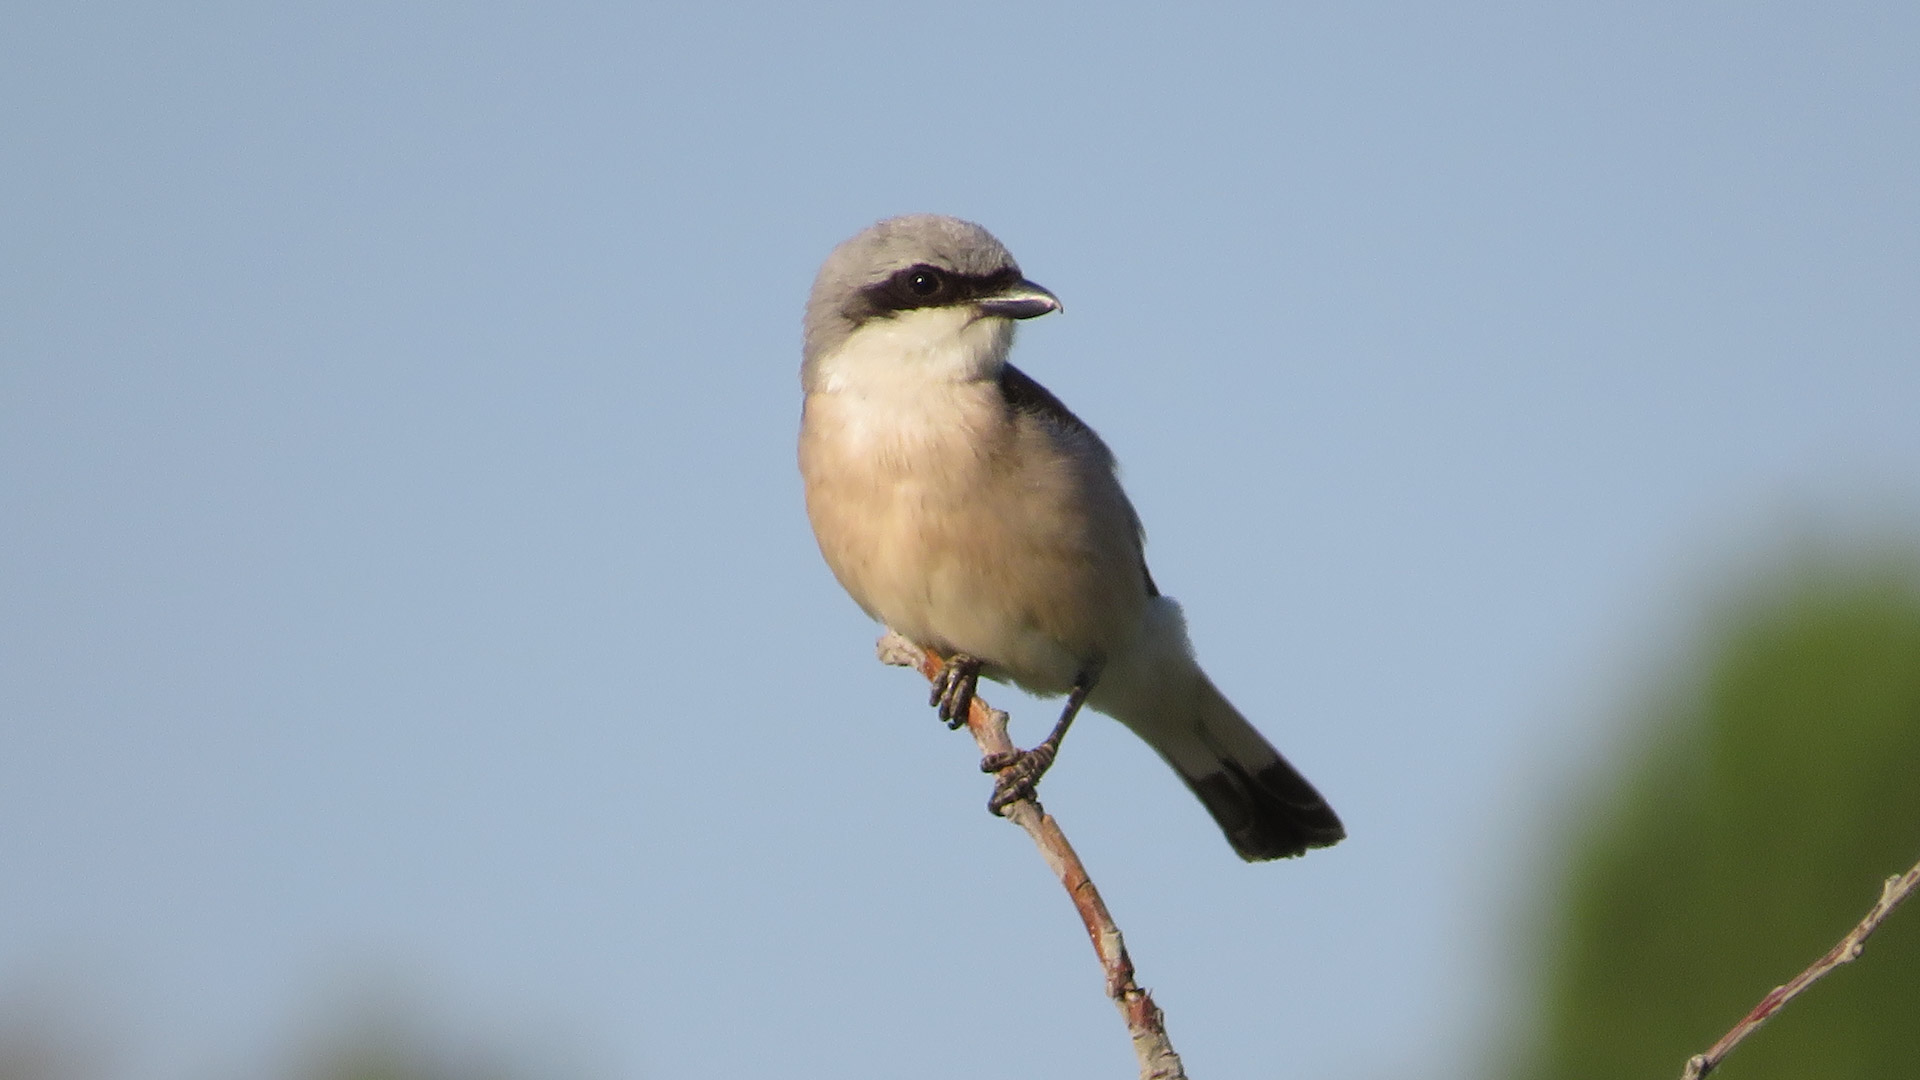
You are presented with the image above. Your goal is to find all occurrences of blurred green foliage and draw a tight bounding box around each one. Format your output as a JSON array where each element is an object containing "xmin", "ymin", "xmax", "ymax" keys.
[
  {"xmin": 0, "ymin": 1009, "xmax": 540, "ymax": 1080},
  {"xmin": 1515, "ymin": 558, "xmax": 1920, "ymax": 1080},
  {"xmin": 286, "ymin": 1035, "xmax": 524, "ymax": 1080}
]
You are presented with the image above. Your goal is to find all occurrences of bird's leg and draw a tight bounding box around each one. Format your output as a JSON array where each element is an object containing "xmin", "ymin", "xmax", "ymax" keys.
[
  {"xmin": 982, "ymin": 668, "xmax": 1098, "ymax": 816},
  {"xmin": 930, "ymin": 653, "xmax": 984, "ymax": 730}
]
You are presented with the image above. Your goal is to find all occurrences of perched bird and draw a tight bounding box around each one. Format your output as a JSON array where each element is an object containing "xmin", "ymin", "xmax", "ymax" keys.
[{"xmin": 797, "ymin": 214, "xmax": 1343, "ymax": 861}]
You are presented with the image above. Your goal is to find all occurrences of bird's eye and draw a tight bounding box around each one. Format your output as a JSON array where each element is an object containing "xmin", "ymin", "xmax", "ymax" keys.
[{"xmin": 906, "ymin": 268, "xmax": 943, "ymax": 297}]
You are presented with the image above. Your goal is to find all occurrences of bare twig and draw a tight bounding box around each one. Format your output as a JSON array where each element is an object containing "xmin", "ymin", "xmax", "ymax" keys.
[
  {"xmin": 1680, "ymin": 855, "xmax": 1920, "ymax": 1079},
  {"xmin": 878, "ymin": 632, "xmax": 1187, "ymax": 1080}
]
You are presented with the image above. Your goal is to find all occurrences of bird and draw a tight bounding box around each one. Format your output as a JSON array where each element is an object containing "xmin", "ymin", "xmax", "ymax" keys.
[{"xmin": 797, "ymin": 213, "xmax": 1343, "ymax": 861}]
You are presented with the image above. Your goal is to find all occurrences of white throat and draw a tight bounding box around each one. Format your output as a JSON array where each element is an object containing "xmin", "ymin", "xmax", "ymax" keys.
[{"xmin": 810, "ymin": 308, "xmax": 1013, "ymax": 398}]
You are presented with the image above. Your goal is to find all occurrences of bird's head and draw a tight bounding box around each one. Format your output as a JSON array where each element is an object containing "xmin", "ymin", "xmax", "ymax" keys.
[{"xmin": 802, "ymin": 215, "xmax": 1059, "ymax": 391}]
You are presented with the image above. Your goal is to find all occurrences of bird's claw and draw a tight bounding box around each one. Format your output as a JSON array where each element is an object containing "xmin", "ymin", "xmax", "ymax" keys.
[
  {"xmin": 982, "ymin": 744, "xmax": 1058, "ymax": 816},
  {"xmin": 930, "ymin": 654, "xmax": 983, "ymax": 730}
]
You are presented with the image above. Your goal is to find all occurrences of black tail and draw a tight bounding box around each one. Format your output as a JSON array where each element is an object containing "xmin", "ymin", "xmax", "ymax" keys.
[
  {"xmin": 1099, "ymin": 628, "xmax": 1344, "ymax": 862},
  {"xmin": 1136, "ymin": 672, "xmax": 1344, "ymax": 861},
  {"xmin": 1180, "ymin": 751, "xmax": 1345, "ymax": 861}
]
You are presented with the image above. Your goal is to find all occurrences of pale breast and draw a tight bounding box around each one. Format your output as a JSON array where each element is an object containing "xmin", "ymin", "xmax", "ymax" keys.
[
  {"xmin": 799, "ymin": 383, "xmax": 996, "ymax": 627},
  {"xmin": 798, "ymin": 382, "xmax": 1147, "ymax": 694}
]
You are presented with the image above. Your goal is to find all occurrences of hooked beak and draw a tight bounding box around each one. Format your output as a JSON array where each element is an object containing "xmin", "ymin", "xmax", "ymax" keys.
[{"xmin": 976, "ymin": 278, "xmax": 1062, "ymax": 320}]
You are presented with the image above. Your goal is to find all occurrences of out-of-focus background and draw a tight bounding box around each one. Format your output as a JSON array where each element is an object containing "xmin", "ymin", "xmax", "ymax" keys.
[{"xmin": 4, "ymin": 5, "xmax": 1917, "ymax": 1079}]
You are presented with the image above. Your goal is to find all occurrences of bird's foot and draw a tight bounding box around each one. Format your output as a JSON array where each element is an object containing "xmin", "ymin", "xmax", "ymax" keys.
[
  {"xmin": 981, "ymin": 743, "xmax": 1058, "ymax": 816},
  {"xmin": 929, "ymin": 653, "xmax": 984, "ymax": 730},
  {"xmin": 978, "ymin": 672, "xmax": 1095, "ymax": 816}
]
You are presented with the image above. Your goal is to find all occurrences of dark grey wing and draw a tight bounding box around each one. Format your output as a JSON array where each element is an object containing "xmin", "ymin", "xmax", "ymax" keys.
[
  {"xmin": 997, "ymin": 364, "xmax": 1159, "ymax": 598},
  {"xmin": 997, "ymin": 363, "xmax": 1093, "ymax": 438}
]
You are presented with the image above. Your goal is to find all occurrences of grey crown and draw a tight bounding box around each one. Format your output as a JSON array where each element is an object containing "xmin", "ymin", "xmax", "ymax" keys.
[{"xmin": 802, "ymin": 214, "xmax": 1020, "ymax": 375}]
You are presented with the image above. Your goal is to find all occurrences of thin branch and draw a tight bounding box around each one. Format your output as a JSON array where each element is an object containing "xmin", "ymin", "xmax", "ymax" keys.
[
  {"xmin": 1681, "ymin": 855, "xmax": 1920, "ymax": 1080},
  {"xmin": 878, "ymin": 632, "xmax": 1187, "ymax": 1080}
]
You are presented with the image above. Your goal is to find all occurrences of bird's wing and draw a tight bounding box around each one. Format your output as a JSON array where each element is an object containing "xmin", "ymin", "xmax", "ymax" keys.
[{"xmin": 997, "ymin": 363, "xmax": 1159, "ymax": 597}]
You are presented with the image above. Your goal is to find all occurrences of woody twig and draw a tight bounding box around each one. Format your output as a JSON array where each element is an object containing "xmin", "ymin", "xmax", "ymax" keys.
[{"xmin": 879, "ymin": 632, "xmax": 1186, "ymax": 1080}]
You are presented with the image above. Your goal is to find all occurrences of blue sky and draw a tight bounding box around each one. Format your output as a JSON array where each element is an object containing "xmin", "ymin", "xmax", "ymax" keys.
[{"xmin": 4, "ymin": 5, "xmax": 1918, "ymax": 1078}]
